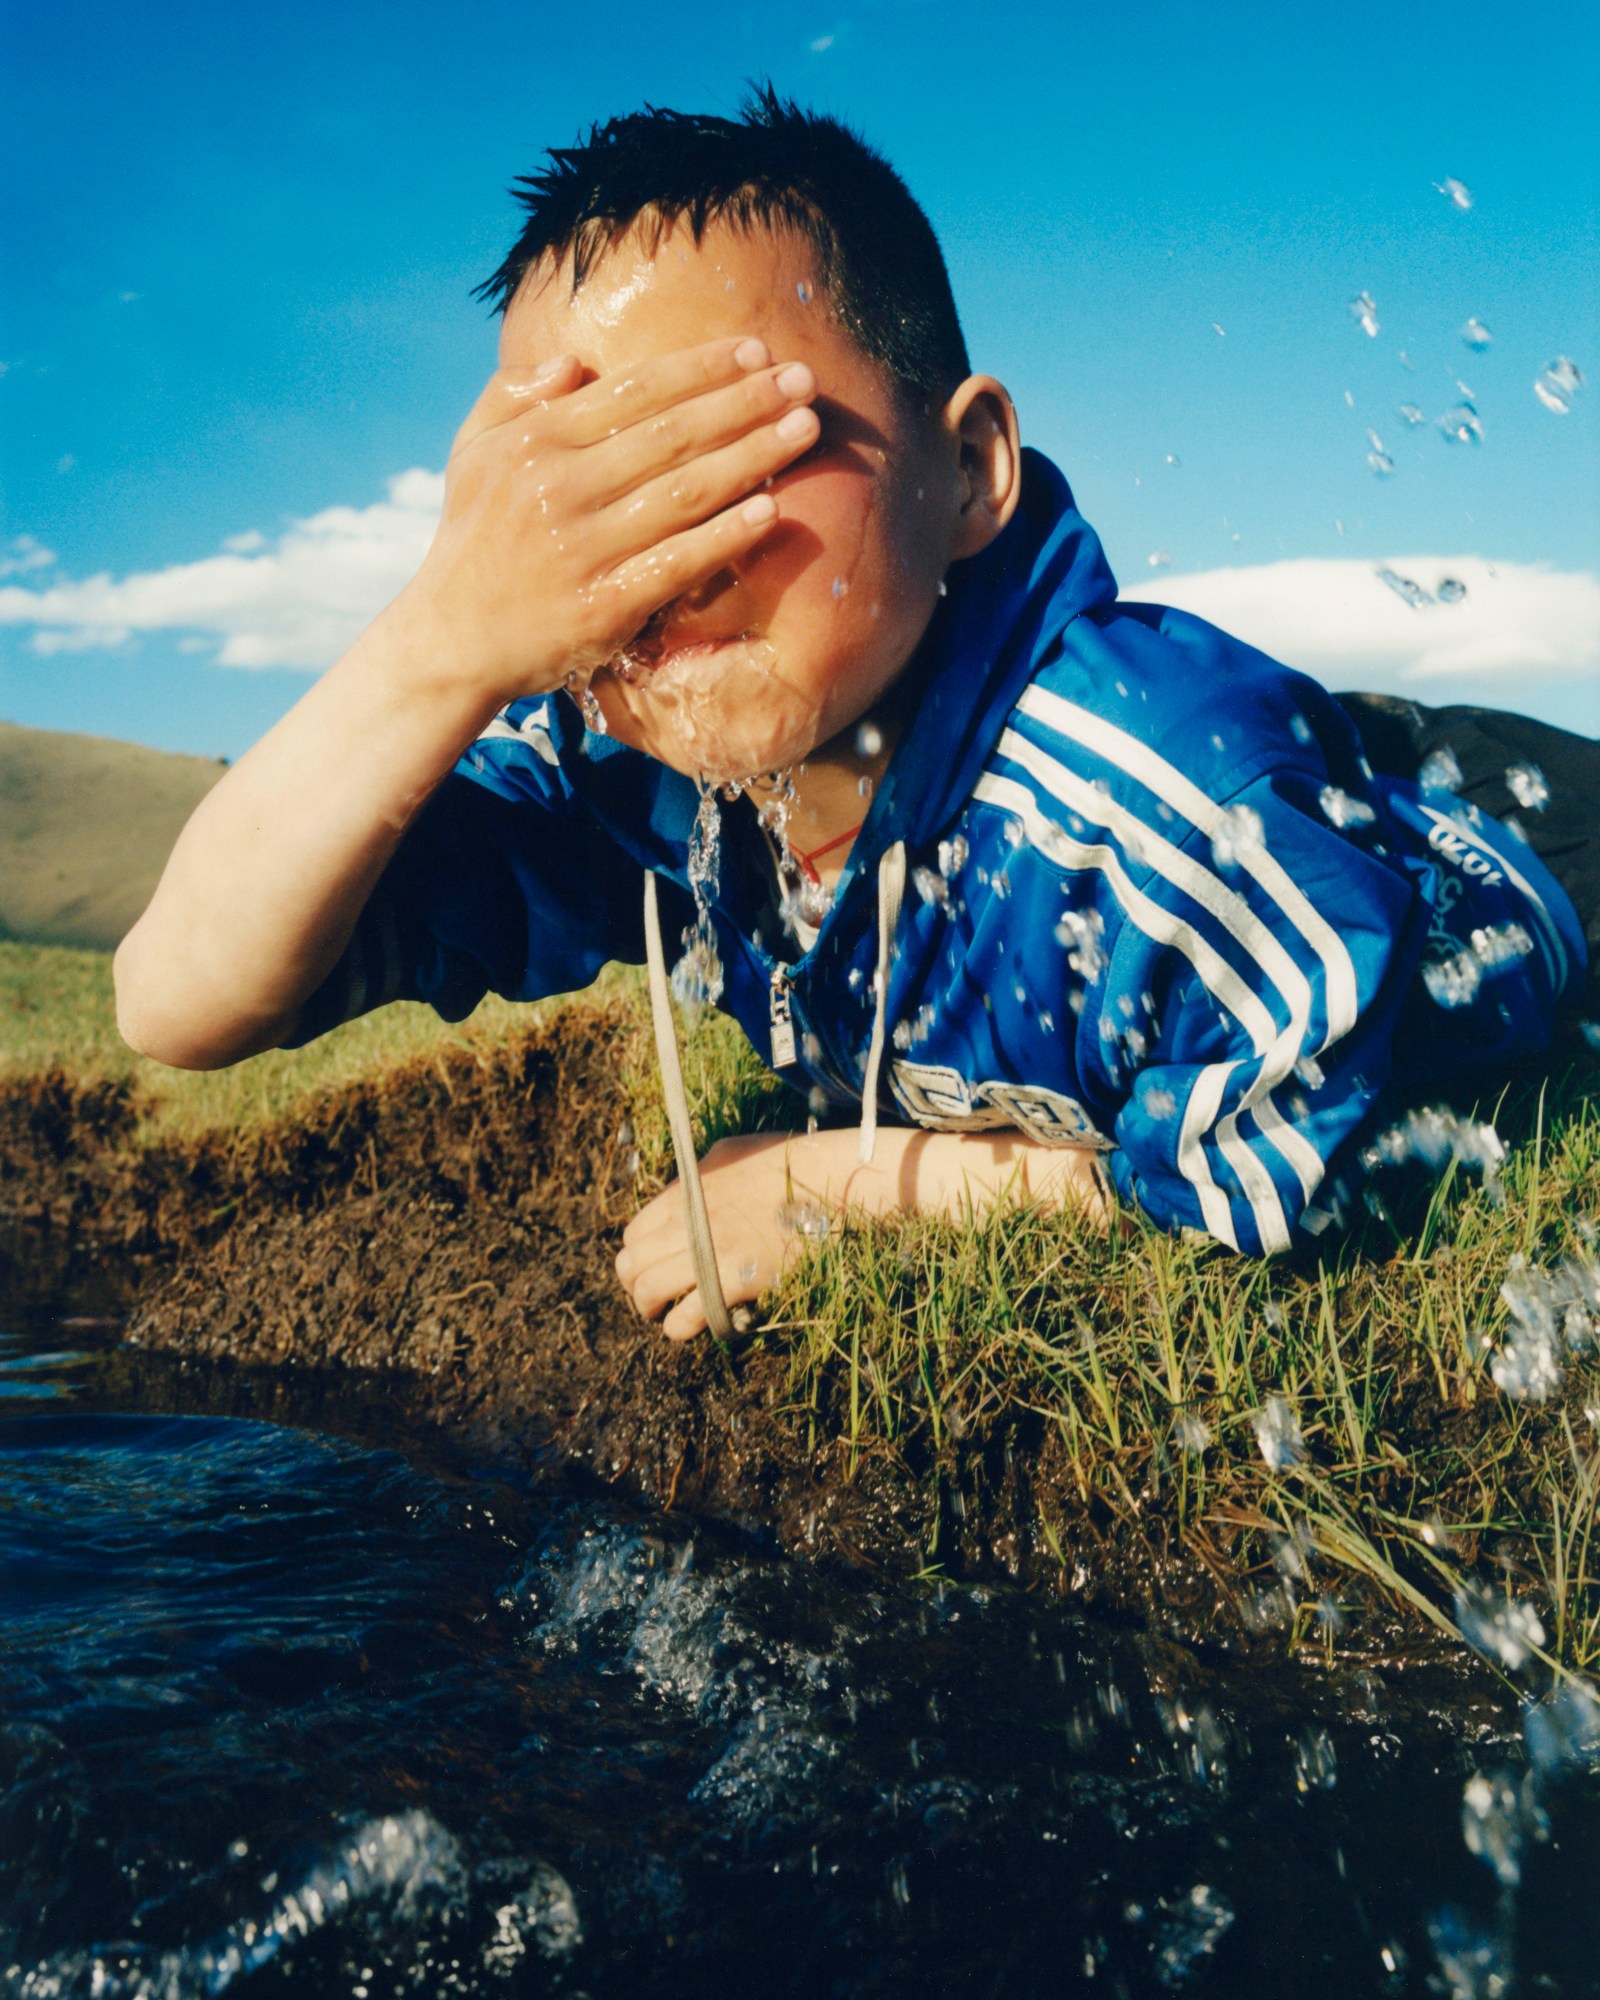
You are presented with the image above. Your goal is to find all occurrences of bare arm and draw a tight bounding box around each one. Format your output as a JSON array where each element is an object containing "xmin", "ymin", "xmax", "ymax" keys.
[
  {"xmin": 115, "ymin": 338, "xmax": 821, "ymax": 1068},
  {"xmin": 616, "ymin": 1126, "xmax": 1112, "ymax": 1339}
]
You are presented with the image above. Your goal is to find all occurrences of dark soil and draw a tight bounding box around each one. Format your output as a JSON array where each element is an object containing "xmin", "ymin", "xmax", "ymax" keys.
[
  {"xmin": 0, "ymin": 1014, "xmax": 967, "ymax": 1593},
  {"xmin": 0, "ymin": 1013, "xmax": 1501, "ymax": 1683}
]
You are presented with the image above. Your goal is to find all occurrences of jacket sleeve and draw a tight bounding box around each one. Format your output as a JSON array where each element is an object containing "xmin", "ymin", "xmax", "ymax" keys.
[
  {"xmin": 1092, "ymin": 764, "xmax": 1430, "ymax": 1255},
  {"xmin": 285, "ymin": 708, "xmax": 645, "ymax": 1046}
]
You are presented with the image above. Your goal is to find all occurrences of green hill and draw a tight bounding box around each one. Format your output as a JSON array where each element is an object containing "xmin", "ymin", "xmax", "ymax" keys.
[{"xmin": 0, "ymin": 722, "xmax": 226, "ymax": 951}]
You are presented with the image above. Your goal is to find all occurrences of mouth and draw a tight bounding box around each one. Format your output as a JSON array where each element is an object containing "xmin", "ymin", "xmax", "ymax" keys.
[{"xmin": 605, "ymin": 605, "xmax": 758, "ymax": 682}]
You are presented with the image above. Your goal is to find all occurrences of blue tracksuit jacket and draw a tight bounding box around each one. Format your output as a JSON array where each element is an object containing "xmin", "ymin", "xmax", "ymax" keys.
[{"xmin": 297, "ymin": 450, "xmax": 1586, "ymax": 1255}]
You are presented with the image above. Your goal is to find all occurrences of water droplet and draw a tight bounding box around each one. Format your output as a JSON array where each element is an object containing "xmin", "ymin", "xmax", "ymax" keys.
[
  {"xmin": 1252, "ymin": 1394, "xmax": 1305, "ymax": 1469},
  {"xmin": 1164, "ymin": 452, "xmax": 1181, "ymax": 467},
  {"xmin": 1349, "ymin": 290, "xmax": 1380, "ymax": 338},
  {"xmin": 1461, "ymin": 1769, "xmax": 1546, "ymax": 1887},
  {"xmin": 1437, "ymin": 401, "xmax": 1484, "ymax": 446},
  {"xmin": 857, "ymin": 774, "xmax": 872, "ymax": 798},
  {"xmin": 1436, "ymin": 577, "xmax": 1467, "ymax": 604},
  {"xmin": 1396, "ymin": 402, "xmax": 1427, "ymax": 427},
  {"xmin": 1505, "ymin": 761, "xmax": 1548, "ymax": 810},
  {"xmin": 776, "ymin": 1198, "xmax": 830, "ymax": 1239},
  {"xmin": 1319, "ymin": 784, "xmax": 1377, "ymax": 829},
  {"xmin": 1209, "ymin": 802, "xmax": 1264, "ymax": 870},
  {"xmin": 1211, "ymin": 321, "xmax": 1226, "ymax": 336},
  {"xmin": 1147, "ymin": 549, "xmax": 1172, "ymax": 569},
  {"xmin": 1366, "ymin": 429, "xmax": 1395, "ymax": 477},
  {"xmin": 1419, "ymin": 746, "xmax": 1463, "ymax": 791},
  {"xmin": 1173, "ymin": 1410, "xmax": 1211, "ymax": 1452},
  {"xmin": 1533, "ymin": 355, "xmax": 1583, "ymax": 414},
  {"xmin": 831, "ymin": 574, "xmax": 848, "ymax": 599},
  {"xmin": 1422, "ymin": 949, "xmax": 1481, "ymax": 1009},
  {"xmin": 1376, "ymin": 565, "xmax": 1432, "ymax": 609},
  {"xmin": 1460, "ymin": 316, "xmax": 1494, "ymax": 351},
  {"xmin": 855, "ymin": 721, "xmax": 883, "ymax": 757},
  {"xmin": 796, "ymin": 281, "xmax": 811, "ymax": 304},
  {"xmin": 936, "ymin": 578, "xmax": 948, "ymax": 596},
  {"xmin": 1434, "ymin": 175, "xmax": 1473, "ymax": 211}
]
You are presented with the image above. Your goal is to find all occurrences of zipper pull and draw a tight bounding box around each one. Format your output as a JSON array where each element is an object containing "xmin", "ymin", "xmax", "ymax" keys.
[{"xmin": 769, "ymin": 967, "xmax": 797, "ymax": 1068}]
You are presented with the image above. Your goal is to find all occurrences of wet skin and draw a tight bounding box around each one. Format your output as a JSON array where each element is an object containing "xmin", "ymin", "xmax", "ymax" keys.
[{"xmin": 497, "ymin": 217, "xmax": 974, "ymax": 785}]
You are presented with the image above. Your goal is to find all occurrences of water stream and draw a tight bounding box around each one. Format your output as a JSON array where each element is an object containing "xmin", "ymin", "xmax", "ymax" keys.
[{"xmin": 2, "ymin": 1270, "xmax": 1597, "ymax": 1998}]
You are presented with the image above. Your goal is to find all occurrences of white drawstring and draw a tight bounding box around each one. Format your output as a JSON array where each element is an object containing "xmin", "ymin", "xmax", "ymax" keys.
[
  {"xmin": 642, "ymin": 870, "xmax": 734, "ymax": 1340},
  {"xmin": 858, "ymin": 840, "xmax": 906, "ymax": 1165},
  {"xmin": 641, "ymin": 835, "xmax": 905, "ymax": 1333}
]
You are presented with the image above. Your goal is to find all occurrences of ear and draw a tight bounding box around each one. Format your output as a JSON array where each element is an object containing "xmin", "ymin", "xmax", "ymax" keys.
[{"xmin": 943, "ymin": 376, "xmax": 1022, "ymax": 561}]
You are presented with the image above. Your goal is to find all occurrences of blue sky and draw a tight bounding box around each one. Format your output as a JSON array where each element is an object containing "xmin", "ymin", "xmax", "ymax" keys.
[{"xmin": 2, "ymin": 0, "xmax": 1596, "ymax": 759}]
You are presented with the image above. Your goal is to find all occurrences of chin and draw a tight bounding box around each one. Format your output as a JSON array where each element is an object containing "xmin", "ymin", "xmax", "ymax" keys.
[{"xmin": 597, "ymin": 638, "xmax": 827, "ymax": 785}]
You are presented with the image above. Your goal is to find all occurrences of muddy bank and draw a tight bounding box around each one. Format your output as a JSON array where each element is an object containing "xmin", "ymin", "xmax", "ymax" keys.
[
  {"xmin": 0, "ymin": 1017, "xmax": 1528, "ymax": 1676},
  {"xmin": 1, "ymin": 1015, "xmax": 1035, "ymax": 1602}
]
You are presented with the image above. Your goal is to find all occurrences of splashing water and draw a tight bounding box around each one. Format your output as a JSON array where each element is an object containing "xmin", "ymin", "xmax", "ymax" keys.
[
  {"xmin": 1366, "ymin": 430, "xmax": 1396, "ymax": 478},
  {"xmin": 1524, "ymin": 1678, "xmax": 1600, "ymax": 1776},
  {"xmin": 1253, "ymin": 1394, "xmax": 1306, "ymax": 1471},
  {"xmin": 1533, "ymin": 356, "xmax": 1583, "ymax": 414},
  {"xmin": 1319, "ymin": 785, "xmax": 1377, "ymax": 830},
  {"xmin": 672, "ymin": 782, "xmax": 725, "ymax": 1011},
  {"xmin": 1505, "ymin": 762, "xmax": 1549, "ymax": 811},
  {"xmin": 1055, "ymin": 907, "xmax": 1107, "ymax": 981},
  {"xmin": 1349, "ymin": 291, "xmax": 1380, "ymax": 338},
  {"xmin": 775, "ymin": 1199, "xmax": 831, "ymax": 1240},
  {"xmin": 1209, "ymin": 802, "xmax": 1265, "ymax": 870},
  {"xmin": 1419, "ymin": 746, "xmax": 1465, "ymax": 792},
  {"xmin": 565, "ymin": 672, "xmax": 608, "ymax": 736},
  {"xmin": 1460, "ymin": 317, "xmax": 1494, "ymax": 352},
  {"xmin": 1434, "ymin": 175, "xmax": 1473, "ymax": 210},
  {"xmin": 1454, "ymin": 1581, "xmax": 1546, "ymax": 1669},
  {"xmin": 1361, "ymin": 1106, "xmax": 1507, "ymax": 1200},
  {"xmin": 1397, "ymin": 402, "xmax": 1428, "ymax": 427},
  {"xmin": 1462, "ymin": 1769, "xmax": 1547, "ymax": 1888},
  {"xmin": 1173, "ymin": 1411, "xmax": 1212, "ymax": 1454},
  {"xmin": 1438, "ymin": 402, "xmax": 1484, "ymax": 446},
  {"xmin": 1377, "ymin": 566, "xmax": 1433, "ymax": 610},
  {"xmin": 755, "ymin": 772, "xmax": 835, "ymax": 934}
]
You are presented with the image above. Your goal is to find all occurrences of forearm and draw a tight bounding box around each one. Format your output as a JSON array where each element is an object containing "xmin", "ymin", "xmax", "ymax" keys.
[
  {"xmin": 772, "ymin": 1125, "xmax": 1112, "ymax": 1228},
  {"xmin": 114, "ymin": 590, "xmax": 497, "ymax": 1068}
]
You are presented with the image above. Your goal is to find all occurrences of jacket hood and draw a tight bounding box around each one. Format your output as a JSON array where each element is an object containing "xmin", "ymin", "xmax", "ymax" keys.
[{"xmin": 838, "ymin": 446, "xmax": 1118, "ymax": 888}]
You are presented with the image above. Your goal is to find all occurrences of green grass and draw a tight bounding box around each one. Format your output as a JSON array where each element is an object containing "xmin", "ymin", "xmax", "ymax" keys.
[
  {"xmin": 6, "ymin": 935, "xmax": 1598, "ymax": 1673},
  {"xmin": 754, "ymin": 1058, "xmax": 1600, "ymax": 1675},
  {"xmin": 0, "ymin": 938, "xmax": 785, "ymax": 1157}
]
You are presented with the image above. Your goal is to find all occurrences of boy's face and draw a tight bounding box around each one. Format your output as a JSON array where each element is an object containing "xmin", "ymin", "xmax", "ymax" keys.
[{"xmin": 499, "ymin": 217, "xmax": 964, "ymax": 783}]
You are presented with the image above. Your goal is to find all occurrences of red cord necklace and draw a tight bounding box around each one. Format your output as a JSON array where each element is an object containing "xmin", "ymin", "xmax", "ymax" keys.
[{"xmin": 788, "ymin": 822, "xmax": 864, "ymax": 884}]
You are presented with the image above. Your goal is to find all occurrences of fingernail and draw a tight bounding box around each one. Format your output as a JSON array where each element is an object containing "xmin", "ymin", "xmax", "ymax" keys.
[
  {"xmin": 776, "ymin": 406, "xmax": 815, "ymax": 440},
  {"xmin": 734, "ymin": 337, "xmax": 769, "ymax": 370},
  {"xmin": 741, "ymin": 494, "xmax": 777, "ymax": 525},
  {"xmin": 775, "ymin": 362, "xmax": 814, "ymax": 399}
]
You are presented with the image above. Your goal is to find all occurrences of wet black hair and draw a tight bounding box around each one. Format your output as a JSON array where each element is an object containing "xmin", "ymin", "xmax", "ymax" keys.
[{"xmin": 474, "ymin": 85, "xmax": 970, "ymax": 403}]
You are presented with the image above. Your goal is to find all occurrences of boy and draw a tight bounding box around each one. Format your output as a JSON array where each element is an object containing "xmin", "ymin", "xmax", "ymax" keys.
[{"xmin": 115, "ymin": 93, "xmax": 1594, "ymax": 1340}]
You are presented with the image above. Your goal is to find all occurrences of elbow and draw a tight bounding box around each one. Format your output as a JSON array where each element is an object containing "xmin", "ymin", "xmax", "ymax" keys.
[{"xmin": 113, "ymin": 930, "xmax": 268, "ymax": 1071}]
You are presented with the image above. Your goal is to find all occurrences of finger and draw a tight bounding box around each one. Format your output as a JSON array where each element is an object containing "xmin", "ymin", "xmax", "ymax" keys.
[
  {"xmin": 580, "ymin": 362, "xmax": 817, "ymax": 510},
  {"xmin": 452, "ymin": 354, "xmax": 581, "ymax": 455},
  {"xmin": 623, "ymin": 1247, "xmax": 700, "ymax": 1322},
  {"xmin": 587, "ymin": 490, "xmax": 780, "ymax": 632},
  {"xmin": 557, "ymin": 335, "xmax": 772, "ymax": 448},
  {"xmin": 662, "ymin": 1291, "xmax": 709, "ymax": 1341},
  {"xmin": 599, "ymin": 402, "xmax": 820, "ymax": 554}
]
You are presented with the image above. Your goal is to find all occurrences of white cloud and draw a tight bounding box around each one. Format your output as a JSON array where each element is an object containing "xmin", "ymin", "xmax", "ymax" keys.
[
  {"xmin": 0, "ymin": 535, "xmax": 55, "ymax": 579},
  {"xmin": 1120, "ymin": 555, "xmax": 1600, "ymax": 695},
  {"xmin": 0, "ymin": 469, "xmax": 444, "ymax": 670}
]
